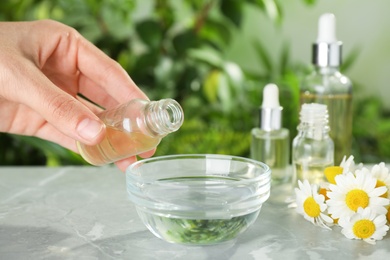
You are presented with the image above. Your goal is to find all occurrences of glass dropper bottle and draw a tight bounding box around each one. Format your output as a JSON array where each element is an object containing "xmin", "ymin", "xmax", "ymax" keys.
[
  {"xmin": 250, "ymin": 84, "xmax": 290, "ymax": 184},
  {"xmin": 300, "ymin": 13, "xmax": 352, "ymax": 165}
]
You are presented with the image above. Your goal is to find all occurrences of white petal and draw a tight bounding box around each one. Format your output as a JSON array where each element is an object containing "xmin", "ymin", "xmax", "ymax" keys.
[
  {"xmin": 373, "ymin": 214, "xmax": 387, "ymax": 227},
  {"xmin": 372, "ymin": 225, "xmax": 389, "ymax": 240},
  {"xmin": 301, "ymin": 182, "xmax": 312, "ymax": 197},
  {"xmin": 363, "ymin": 238, "xmax": 376, "ymax": 245},
  {"xmin": 320, "ymin": 213, "xmax": 334, "ymax": 224},
  {"xmin": 338, "ymin": 216, "xmax": 349, "ymax": 228},
  {"xmin": 297, "ymin": 180, "xmax": 304, "ymax": 191},
  {"xmin": 369, "ymin": 186, "xmax": 388, "ymax": 197},
  {"xmin": 316, "ymin": 217, "xmax": 332, "ymax": 230},
  {"xmin": 335, "ymin": 174, "xmax": 349, "ymax": 187},
  {"xmin": 341, "ymin": 227, "xmax": 356, "ymax": 239},
  {"xmin": 311, "ymin": 183, "xmax": 319, "ymax": 195},
  {"xmin": 303, "ymin": 214, "xmax": 315, "ymax": 224}
]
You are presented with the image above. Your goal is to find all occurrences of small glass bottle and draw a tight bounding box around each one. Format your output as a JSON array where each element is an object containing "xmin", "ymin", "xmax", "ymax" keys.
[
  {"xmin": 251, "ymin": 84, "xmax": 290, "ymax": 184},
  {"xmin": 292, "ymin": 103, "xmax": 334, "ymax": 186},
  {"xmin": 77, "ymin": 98, "xmax": 184, "ymax": 166}
]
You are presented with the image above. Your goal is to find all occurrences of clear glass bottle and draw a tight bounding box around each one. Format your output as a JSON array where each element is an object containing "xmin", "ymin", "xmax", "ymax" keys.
[
  {"xmin": 300, "ymin": 13, "xmax": 352, "ymax": 165},
  {"xmin": 292, "ymin": 103, "xmax": 334, "ymax": 186},
  {"xmin": 77, "ymin": 98, "xmax": 184, "ymax": 166},
  {"xmin": 251, "ymin": 84, "xmax": 290, "ymax": 184}
]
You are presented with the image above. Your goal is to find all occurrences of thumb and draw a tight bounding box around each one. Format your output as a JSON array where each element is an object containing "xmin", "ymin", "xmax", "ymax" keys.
[
  {"xmin": 39, "ymin": 89, "xmax": 106, "ymax": 145},
  {"xmin": 39, "ymin": 88, "xmax": 105, "ymax": 145},
  {"xmin": 75, "ymin": 114, "xmax": 106, "ymax": 145},
  {"xmin": 38, "ymin": 88, "xmax": 106, "ymax": 145}
]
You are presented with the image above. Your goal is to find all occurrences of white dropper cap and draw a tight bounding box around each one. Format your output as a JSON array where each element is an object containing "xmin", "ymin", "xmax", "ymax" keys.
[
  {"xmin": 260, "ymin": 84, "xmax": 282, "ymax": 131},
  {"xmin": 262, "ymin": 83, "xmax": 280, "ymax": 108},
  {"xmin": 312, "ymin": 13, "xmax": 342, "ymax": 67},
  {"xmin": 317, "ymin": 13, "xmax": 337, "ymax": 43}
]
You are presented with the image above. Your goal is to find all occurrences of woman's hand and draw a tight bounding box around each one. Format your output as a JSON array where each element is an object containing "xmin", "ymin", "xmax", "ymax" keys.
[{"xmin": 0, "ymin": 20, "xmax": 152, "ymax": 171}]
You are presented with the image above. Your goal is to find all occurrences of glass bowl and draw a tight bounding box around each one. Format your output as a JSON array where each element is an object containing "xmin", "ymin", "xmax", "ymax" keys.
[{"xmin": 126, "ymin": 154, "xmax": 271, "ymax": 245}]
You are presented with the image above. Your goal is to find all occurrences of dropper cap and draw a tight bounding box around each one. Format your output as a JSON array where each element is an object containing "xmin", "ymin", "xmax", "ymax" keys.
[
  {"xmin": 260, "ymin": 84, "xmax": 282, "ymax": 131},
  {"xmin": 312, "ymin": 13, "xmax": 342, "ymax": 67}
]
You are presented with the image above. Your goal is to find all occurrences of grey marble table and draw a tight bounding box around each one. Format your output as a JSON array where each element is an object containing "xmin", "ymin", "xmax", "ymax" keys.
[{"xmin": 0, "ymin": 166, "xmax": 389, "ymax": 260}]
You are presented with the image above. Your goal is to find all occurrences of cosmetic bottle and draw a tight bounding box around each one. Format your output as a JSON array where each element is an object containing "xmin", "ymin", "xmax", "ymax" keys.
[
  {"xmin": 300, "ymin": 13, "xmax": 352, "ymax": 165},
  {"xmin": 292, "ymin": 103, "xmax": 334, "ymax": 186},
  {"xmin": 77, "ymin": 98, "xmax": 184, "ymax": 166},
  {"xmin": 251, "ymin": 84, "xmax": 290, "ymax": 184}
]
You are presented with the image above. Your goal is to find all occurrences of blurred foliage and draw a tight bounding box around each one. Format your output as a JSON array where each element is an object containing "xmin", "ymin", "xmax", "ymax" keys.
[{"xmin": 0, "ymin": 0, "xmax": 388, "ymax": 166}]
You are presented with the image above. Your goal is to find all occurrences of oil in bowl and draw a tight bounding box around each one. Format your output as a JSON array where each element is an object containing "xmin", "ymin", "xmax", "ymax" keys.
[{"xmin": 126, "ymin": 154, "xmax": 271, "ymax": 245}]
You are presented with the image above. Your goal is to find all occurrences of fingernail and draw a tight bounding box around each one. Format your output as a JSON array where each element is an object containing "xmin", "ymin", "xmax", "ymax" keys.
[{"xmin": 77, "ymin": 118, "xmax": 104, "ymax": 142}]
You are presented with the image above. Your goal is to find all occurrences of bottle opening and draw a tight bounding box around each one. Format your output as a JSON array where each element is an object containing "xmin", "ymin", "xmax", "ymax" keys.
[
  {"xmin": 161, "ymin": 100, "xmax": 184, "ymax": 130},
  {"xmin": 146, "ymin": 99, "xmax": 184, "ymax": 135},
  {"xmin": 300, "ymin": 103, "xmax": 329, "ymax": 126}
]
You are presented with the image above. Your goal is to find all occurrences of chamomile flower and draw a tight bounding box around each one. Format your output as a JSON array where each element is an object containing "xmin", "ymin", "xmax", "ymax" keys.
[
  {"xmin": 338, "ymin": 207, "xmax": 389, "ymax": 244},
  {"xmin": 324, "ymin": 155, "xmax": 361, "ymax": 185},
  {"xmin": 339, "ymin": 155, "xmax": 355, "ymax": 173},
  {"xmin": 370, "ymin": 162, "xmax": 390, "ymax": 199},
  {"xmin": 295, "ymin": 180, "xmax": 333, "ymax": 229},
  {"xmin": 327, "ymin": 170, "xmax": 389, "ymax": 220},
  {"xmin": 339, "ymin": 155, "xmax": 363, "ymax": 174}
]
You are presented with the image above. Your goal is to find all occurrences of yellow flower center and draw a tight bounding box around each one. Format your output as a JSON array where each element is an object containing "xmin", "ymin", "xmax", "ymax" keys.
[
  {"xmin": 387, "ymin": 207, "xmax": 390, "ymax": 224},
  {"xmin": 324, "ymin": 166, "xmax": 343, "ymax": 184},
  {"xmin": 303, "ymin": 197, "xmax": 321, "ymax": 217},
  {"xmin": 352, "ymin": 219, "xmax": 376, "ymax": 239},
  {"xmin": 319, "ymin": 188, "xmax": 329, "ymax": 200},
  {"xmin": 345, "ymin": 189, "xmax": 369, "ymax": 212},
  {"xmin": 375, "ymin": 180, "xmax": 388, "ymax": 198}
]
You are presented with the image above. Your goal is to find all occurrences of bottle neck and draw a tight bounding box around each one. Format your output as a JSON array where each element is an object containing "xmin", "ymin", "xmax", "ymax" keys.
[
  {"xmin": 144, "ymin": 99, "xmax": 184, "ymax": 136},
  {"xmin": 297, "ymin": 103, "xmax": 330, "ymax": 140},
  {"xmin": 297, "ymin": 122, "xmax": 330, "ymax": 140},
  {"xmin": 314, "ymin": 66, "xmax": 340, "ymax": 75}
]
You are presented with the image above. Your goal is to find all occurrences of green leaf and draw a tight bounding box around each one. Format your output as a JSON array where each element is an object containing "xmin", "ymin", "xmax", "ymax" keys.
[
  {"xmin": 154, "ymin": 56, "xmax": 175, "ymax": 86},
  {"xmin": 341, "ymin": 46, "xmax": 360, "ymax": 72},
  {"xmin": 253, "ymin": 39, "xmax": 273, "ymax": 74},
  {"xmin": 131, "ymin": 51, "xmax": 159, "ymax": 78},
  {"xmin": 203, "ymin": 70, "xmax": 221, "ymax": 103},
  {"xmin": 20, "ymin": 136, "xmax": 84, "ymax": 162},
  {"xmin": 260, "ymin": 0, "xmax": 283, "ymax": 24},
  {"xmin": 187, "ymin": 47, "xmax": 224, "ymax": 68},
  {"xmin": 34, "ymin": 0, "xmax": 52, "ymax": 20},
  {"xmin": 264, "ymin": 0, "xmax": 282, "ymax": 23},
  {"xmin": 1, "ymin": 131, "xmax": 86, "ymax": 166},
  {"xmin": 223, "ymin": 62, "xmax": 244, "ymax": 91},
  {"xmin": 172, "ymin": 29, "xmax": 199, "ymax": 56},
  {"xmin": 0, "ymin": 134, "xmax": 46, "ymax": 165},
  {"xmin": 302, "ymin": 0, "xmax": 317, "ymax": 6},
  {"xmin": 155, "ymin": 0, "xmax": 174, "ymax": 30},
  {"xmin": 279, "ymin": 41, "xmax": 290, "ymax": 75},
  {"xmin": 199, "ymin": 18, "xmax": 232, "ymax": 49},
  {"xmin": 135, "ymin": 19, "xmax": 163, "ymax": 50},
  {"xmin": 117, "ymin": 49, "xmax": 132, "ymax": 70},
  {"xmin": 220, "ymin": 0, "xmax": 243, "ymax": 27},
  {"xmin": 217, "ymin": 73, "xmax": 233, "ymax": 112}
]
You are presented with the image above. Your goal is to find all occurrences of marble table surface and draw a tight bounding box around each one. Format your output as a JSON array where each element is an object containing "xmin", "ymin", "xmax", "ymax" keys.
[{"xmin": 0, "ymin": 166, "xmax": 389, "ymax": 260}]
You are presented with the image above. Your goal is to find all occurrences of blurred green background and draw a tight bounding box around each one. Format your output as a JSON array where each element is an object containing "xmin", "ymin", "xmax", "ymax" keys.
[{"xmin": 1, "ymin": 0, "xmax": 390, "ymax": 166}]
